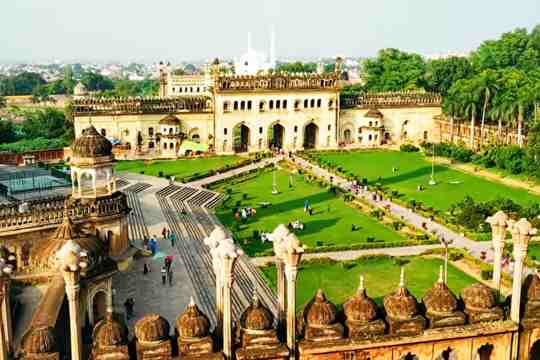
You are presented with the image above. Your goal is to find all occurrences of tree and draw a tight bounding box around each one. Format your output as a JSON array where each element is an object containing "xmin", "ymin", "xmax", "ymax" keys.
[
  {"xmin": 424, "ymin": 56, "xmax": 473, "ymax": 96},
  {"xmin": 276, "ymin": 62, "xmax": 317, "ymax": 73},
  {"xmin": 0, "ymin": 72, "xmax": 46, "ymax": 96},
  {"xmin": 362, "ymin": 48, "xmax": 426, "ymax": 91},
  {"xmin": 80, "ymin": 72, "xmax": 114, "ymax": 92},
  {"xmin": 448, "ymin": 79, "xmax": 480, "ymax": 148},
  {"xmin": 63, "ymin": 65, "xmax": 75, "ymax": 95},
  {"xmin": 0, "ymin": 96, "xmax": 6, "ymax": 109},
  {"xmin": 0, "ymin": 120, "xmax": 17, "ymax": 144},
  {"xmin": 475, "ymin": 70, "xmax": 499, "ymax": 146}
]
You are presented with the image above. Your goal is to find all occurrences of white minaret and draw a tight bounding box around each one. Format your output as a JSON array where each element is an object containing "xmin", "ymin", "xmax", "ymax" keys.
[{"xmin": 269, "ymin": 25, "xmax": 276, "ymax": 67}]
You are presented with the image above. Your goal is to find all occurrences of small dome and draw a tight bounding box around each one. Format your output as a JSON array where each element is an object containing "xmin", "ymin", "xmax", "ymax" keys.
[
  {"xmin": 343, "ymin": 276, "xmax": 378, "ymax": 322},
  {"xmin": 524, "ymin": 273, "xmax": 540, "ymax": 302},
  {"xmin": 240, "ymin": 295, "xmax": 274, "ymax": 331},
  {"xmin": 93, "ymin": 313, "xmax": 128, "ymax": 348},
  {"xmin": 461, "ymin": 283, "xmax": 496, "ymax": 311},
  {"xmin": 159, "ymin": 115, "xmax": 180, "ymax": 126},
  {"xmin": 72, "ymin": 125, "xmax": 113, "ymax": 158},
  {"xmin": 423, "ymin": 275, "xmax": 458, "ymax": 314},
  {"xmin": 176, "ymin": 298, "xmax": 210, "ymax": 338},
  {"xmin": 21, "ymin": 326, "xmax": 56, "ymax": 354},
  {"xmin": 383, "ymin": 269, "xmax": 419, "ymax": 320},
  {"xmin": 74, "ymin": 82, "xmax": 87, "ymax": 96},
  {"xmin": 135, "ymin": 314, "xmax": 170, "ymax": 342},
  {"xmin": 306, "ymin": 289, "xmax": 338, "ymax": 326}
]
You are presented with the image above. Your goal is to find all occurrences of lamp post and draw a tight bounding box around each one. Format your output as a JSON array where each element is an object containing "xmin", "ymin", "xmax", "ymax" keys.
[
  {"xmin": 272, "ymin": 168, "xmax": 279, "ymax": 195},
  {"xmin": 56, "ymin": 240, "xmax": 88, "ymax": 360},
  {"xmin": 438, "ymin": 234, "xmax": 453, "ymax": 284},
  {"xmin": 486, "ymin": 211, "xmax": 509, "ymax": 295},
  {"xmin": 429, "ymin": 142, "xmax": 436, "ymax": 185},
  {"xmin": 0, "ymin": 260, "xmax": 12, "ymax": 360}
]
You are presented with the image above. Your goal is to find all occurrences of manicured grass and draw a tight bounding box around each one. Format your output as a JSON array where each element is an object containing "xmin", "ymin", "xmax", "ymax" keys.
[
  {"xmin": 260, "ymin": 256, "xmax": 477, "ymax": 310},
  {"xmin": 115, "ymin": 155, "xmax": 243, "ymax": 180},
  {"xmin": 528, "ymin": 243, "xmax": 540, "ymax": 261},
  {"xmin": 316, "ymin": 150, "xmax": 540, "ymax": 212},
  {"xmin": 213, "ymin": 169, "xmax": 406, "ymax": 257}
]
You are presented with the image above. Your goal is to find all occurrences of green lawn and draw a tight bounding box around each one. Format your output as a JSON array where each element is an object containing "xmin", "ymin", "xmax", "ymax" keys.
[
  {"xmin": 316, "ymin": 150, "xmax": 540, "ymax": 212},
  {"xmin": 260, "ymin": 256, "xmax": 477, "ymax": 310},
  {"xmin": 213, "ymin": 169, "xmax": 406, "ymax": 256},
  {"xmin": 115, "ymin": 155, "xmax": 243, "ymax": 180}
]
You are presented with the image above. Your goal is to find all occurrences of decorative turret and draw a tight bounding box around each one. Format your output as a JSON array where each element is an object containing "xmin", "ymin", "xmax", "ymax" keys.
[
  {"xmin": 134, "ymin": 314, "xmax": 172, "ymax": 360},
  {"xmin": 343, "ymin": 275, "xmax": 385, "ymax": 338},
  {"xmin": 422, "ymin": 266, "xmax": 466, "ymax": 328},
  {"xmin": 176, "ymin": 297, "xmax": 214, "ymax": 356},
  {"xmin": 521, "ymin": 271, "xmax": 540, "ymax": 328},
  {"xmin": 20, "ymin": 326, "xmax": 58, "ymax": 360},
  {"xmin": 461, "ymin": 283, "xmax": 503, "ymax": 324},
  {"xmin": 70, "ymin": 125, "xmax": 116, "ymax": 199},
  {"xmin": 383, "ymin": 268, "xmax": 426, "ymax": 336},
  {"xmin": 91, "ymin": 309, "xmax": 129, "ymax": 360},
  {"xmin": 301, "ymin": 289, "xmax": 344, "ymax": 342}
]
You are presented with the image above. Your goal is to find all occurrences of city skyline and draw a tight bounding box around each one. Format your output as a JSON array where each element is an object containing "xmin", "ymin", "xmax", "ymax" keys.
[{"xmin": 1, "ymin": 0, "xmax": 539, "ymax": 63}]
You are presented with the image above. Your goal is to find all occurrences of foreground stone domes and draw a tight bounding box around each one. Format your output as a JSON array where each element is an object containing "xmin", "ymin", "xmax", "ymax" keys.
[
  {"xmin": 461, "ymin": 283, "xmax": 496, "ymax": 311},
  {"xmin": 72, "ymin": 125, "xmax": 113, "ymax": 158},
  {"xmin": 135, "ymin": 314, "xmax": 170, "ymax": 343},
  {"xmin": 93, "ymin": 313, "xmax": 128, "ymax": 348},
  {"xmin": 21, "ymin": 326, "xmax": 56, "ymax": 355},
  {"xmin": 306, "ymin": 289, "xmax": 338, "ymax": 326},
  {"xmin": 177, "ymin": 298, "xmax": 211, "ymax": 338},
  {"xmin": 343, "ymin": 277, "xmax": 378, "ymax": 323},
  {"xmin": 240, "ymin": 295, "xmax": 274, "ymax": 331},
  {"xmin": 423, "ymin": 277, "xmax": 458, "ymax": 314}
]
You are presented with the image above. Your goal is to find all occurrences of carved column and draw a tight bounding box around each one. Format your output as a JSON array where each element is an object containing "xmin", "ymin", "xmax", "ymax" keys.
[
  {"xmin": 487, "ymin": 211, "xmax": 509, "ymax": 294},
  {"xmin": 276, "ymin": 258, "xmax": 286, "ymax": 338},
  {"xmin": 0, "ymin": 260, "xmax": 13, "ymax": 360}
]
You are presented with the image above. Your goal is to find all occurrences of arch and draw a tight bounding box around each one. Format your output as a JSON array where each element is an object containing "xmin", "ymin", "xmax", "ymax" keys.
[
  {"xmin": 401, "ymin": 354, "xmax": 418, "ymax": 360},
  {"xmin": 100, "ymin": 128, "xmax": 106, "ymax": 136},
  {"xmin": 240, "ymin": 100, "xmax": 246, "ymax": 110},
  {"xmin": 80, "ymin": 172, "xmax": 94, "ymax": 196},
  {"xmin": 317, "ymin": 99, "xmax": 322, "ymax": 108},
  {"xmin": 148, "ymin": 127, "xmax": 154, "ymax": 136},
  {"xmin": 530, "ymin": 340, "xmax": 540, "ymax": 359},
  {"xmin": 259, "ymin": 100, "xmax": 266, "ymax": 112},
  {"xmin": 268, "ymin": 122, "xmax": 285, "ymax": 149},
  {"xmin": 223, "ymin": 101, "xmax": 231, "ymax": 112},
  {"xmin": 304, "ymin": 99, "xmax": 308, "ymax": 108},
  {"xmin": 303, "ymin": 122, "xmax": 319, "ymax": 149},
  {"xmin": 294, "ymin": 99, "xmax": 301, "ymax": 110},
  {"xmin": 477, "ymin": 344, "xmax": 494, "ymax": 360},
  {"xmin": 233, "ymin": 123, "xmax": 250, "ymax": 153},
  {"xmin": 283, "ymin": 100, "xmax": 287, "ymax": 109},
  {"xmin": 310, "ymin": 99, "xmax": 315, "ymax": 108},
  {"xmin": 269, "ymin": 100, "xmax": 274, "ymax": 110},
  {"xmin": 234, "ymin": 101, "xmax": 239, "ymax": 111},
  {"xmin": 344, "ymin": 129, "xmax": 352, "ymax": 143},
  {"xmin": 87, "ymin": 286, "xmax": 110, "ymax": 326},
  {"xmin": 437, "ymin": 347, "xmax": 458, "ymax": 360},
  {"xmin": 247, "ymin": 100, "xmax": 252, "ymax": 110}
]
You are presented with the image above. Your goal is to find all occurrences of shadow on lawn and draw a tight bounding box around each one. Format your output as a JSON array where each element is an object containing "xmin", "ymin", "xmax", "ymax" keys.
[{"xmin": 377, "ymin": 165, "xmax": 451, "ymax": 186}]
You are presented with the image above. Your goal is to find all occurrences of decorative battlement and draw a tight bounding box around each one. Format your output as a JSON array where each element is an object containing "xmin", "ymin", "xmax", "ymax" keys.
[
  {"xmin": 72, "ymin": 96, "xmax": 212, "ymax": 116},
  {"xmin": 0, "ymin": 192, "xmax": 129, "ymax": 234},
  {"xmin": 341, "ymin": 91, "xmax": 442, "ymax": 109},
  {"xmin": 215, "ymin": 73, "xmax": 339, "ymax": 92}
]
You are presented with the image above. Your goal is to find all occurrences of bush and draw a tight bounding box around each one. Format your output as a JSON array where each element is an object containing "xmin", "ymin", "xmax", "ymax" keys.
[
  {"xmin": 400, "ymin": 144, "xmax": 419, "ymax": 152},
  {"xmin": 158, "ymin": 171, "xmax": 164, "ymax": 177},
  {"xmin": 480, "ymin": 269, "xmax": 493, "ymax": 280}
]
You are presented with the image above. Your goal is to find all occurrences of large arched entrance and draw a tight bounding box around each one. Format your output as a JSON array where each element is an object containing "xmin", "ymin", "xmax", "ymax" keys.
[
  {"xmin": 343, "ymin": 129, "xmax": 352, "ymax": 144},
  {"xmin": 477, "ymin": 344, "xmax": 494, "ymax": 360},
  {"xmin": 303, "ymin": 123, "xmax": 319, "ymax": 149},
  {"xmin": 530, "ymin": 341, "xmax": 540, "ymax": 359},
  {"xmin": 268, "ymin": 123, "xmax": 285, "ymax": 149},
  {"xmin": 233, "ymin": 124, "xmax": 250, "ymax": 153}
]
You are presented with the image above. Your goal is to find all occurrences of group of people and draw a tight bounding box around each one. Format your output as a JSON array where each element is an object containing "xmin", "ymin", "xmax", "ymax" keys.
[
  {"xmin": 235, "ymin": 207, "xmax": 257, "ymax": 221},
  {"xmin": 162, "ymin": 227, "xmax": 177, "ymax": 247},
  {"xmin": 161, "ymin": 256, "xmax": 174, "ymax": 286},
  {"xmin": 143, "ymin": 236, "xmax": 159, "ymax": 255}
]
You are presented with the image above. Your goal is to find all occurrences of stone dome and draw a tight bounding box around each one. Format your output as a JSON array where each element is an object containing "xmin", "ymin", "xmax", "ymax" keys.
[
  {"xmin": 159, "ymin": 114, "xmax": 180, "ymax": 126},
  {"xmin": 21, "ymin": 326, "xmax": 56, "ymax": 355},
  {"xmin": 461, "ymin": 283, "xmax": 496, "ymax": 311},
  {"xmin": 383, "ymin": 269, "xmax": 419, "ymax": 320},
  {"xmin": 524, "ymin": 273, "xmax": 540, "ymax": 302},
  {"xmin": 423, "ymin": 272, "xmax": 458, "ymax": 314},
  {"xmin": 93, "ymin": 313, "xmax": 128, "ymax": 348},
  {"xmin": 343, "ymin": 277, "xmax": 378, "ymax": 322},
  {"xmin": 306, "ymin": 289, "xmax": 338, "ymax": 326},
  {"xmin": 135, "ymin": 314, "xmax": 170, "ymax": 343},
  {"xmin": 74, "ymin": 82, "xmax": 87, "ymax": 96},
  {"xmin": 176, "ymin": 298, "xmax": 211, "ymax": 338},
  {"xmin": 240, "ymin": 295, "xmax": 274, "ymax": 331},
  {"xmin": 72, "ymin": 125, "xmax": 113, "ymax": 158}
]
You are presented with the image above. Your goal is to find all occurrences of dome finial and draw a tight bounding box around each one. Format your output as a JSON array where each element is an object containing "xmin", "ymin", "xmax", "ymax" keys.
[
  {"xmin": 189, "ymin": 296, "xmax": 195, "ymax": 307},
  {"xmin": 359, "ymin": 274, "xmax": 365, "ymax": 291},
  {"xmin": 438, "ymin": 265, "xmax": 444, "ymax": 283},
  {"xmin": 399, "ymin": 267, "xmax": 405, "ymax": 288}
]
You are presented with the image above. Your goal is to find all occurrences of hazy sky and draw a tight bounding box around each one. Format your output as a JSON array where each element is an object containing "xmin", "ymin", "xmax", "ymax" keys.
[{"xmin": 2, "ymin": 0, "xmax": 539, "ymax": 62}]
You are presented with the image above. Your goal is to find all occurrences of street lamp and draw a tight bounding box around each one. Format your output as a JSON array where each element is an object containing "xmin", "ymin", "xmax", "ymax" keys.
[
  {"xmin": 437, "ymin": 233, "xmax": 453, "ymax": 284},
  {"xmin": 429, "ymin": 142, "xmax": 437, "ymax": 186}
]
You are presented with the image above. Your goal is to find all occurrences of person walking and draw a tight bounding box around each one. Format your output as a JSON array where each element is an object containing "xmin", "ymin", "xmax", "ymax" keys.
[
  {"xmin": 161, "ymin": 227, "xmax": 167, "ymax": 240},
  {"xmin": 124, "ymin": 298, "xmax": 134, "ymax": 320},
  {"xmin": 168, "ymin": 263, "xmax": 174, "ymax": 286},
  {"xmin": 143, "ymin": 262, "xmax": 150, "ymax": 275},
  {"xmin": 161, "ymin": 266, "xmax": 167, "ymax": 285},
  {"xmin": 170, "ymin": 232, "xmax": 176, "ymax": 247}
]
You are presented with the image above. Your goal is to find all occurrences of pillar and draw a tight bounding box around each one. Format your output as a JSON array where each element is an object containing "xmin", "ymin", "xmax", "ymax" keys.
[
  {"xmin": 222, "ymin": 255, "xmax": 235, "ymax": 360},
  {"xmin": 0, "ymin": 279, "xmax": 7, "ymax": 360},
  {"xmin": 285, "ymin": 263, "xmax": 298, "ymax": 360},
  {"xmin": 63, "ymin": 271, "xmax": 83, "ymax": 360},
  {"xmin": 215, "ymin": 272, "xmax": 223, "ymax": 342},
  {"xmin": 276, "ymin": 259, "xmax": 286, "ymax": 339},
  {"xmin": 486, "ymin": 211, "xmax": 508, "ymax": 294},
  {"xmin": 0, "ymin": 280, "xmax": 11, "ymax": 355}
]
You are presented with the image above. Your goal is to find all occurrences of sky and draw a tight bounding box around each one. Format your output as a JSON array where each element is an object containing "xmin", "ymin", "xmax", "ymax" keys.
[{"xmin": 1, "ymin": 0, "xmax": 539, "ymax": 63}]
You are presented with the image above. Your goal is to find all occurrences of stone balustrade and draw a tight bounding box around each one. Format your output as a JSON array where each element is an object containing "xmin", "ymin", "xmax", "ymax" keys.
[
  {"xmin": 341, "ymin": 91, "xmax": 442, "ymax": 109},
  {"xmin": 216, "ymin": 73, "xmax": 339, "ymax": 92}
]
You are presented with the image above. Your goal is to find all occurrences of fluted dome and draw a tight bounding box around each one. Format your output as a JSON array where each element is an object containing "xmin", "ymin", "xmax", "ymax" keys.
[
  {"xmin": 423, "ymin": 277, "xmax": 458, "ymax": 314},
  {"xmin": 72, "ymin": 125, "xmax": 113, "ymax": 158},
  {"xmin": 524, "ymin": 273, "xmax": 540, "ymax": 302},
  {"xmin": 159, "ymin": 114, "xmax": 180, "ymax": 125},
  {"xmin": 135, "ymin": 314, "xmax": 170, "ymax": 342},
  {"xmin": 461, "ymin": 283, "xmax": 496, "ymax": 311},
  {"xmin": 240, "ymin": 296, "xmax": 274, "ymax": 331},
  {"xmin": 93, "ymin": 313, "xmax": 128, "ymax": 348},
  {"xmin": 306, "ymin": 289, "xmax": 338, "ymax": 326},
  {"xmin": 343, "ymin": 279, "xmax": 378, "ymax": 322},
  {"xmin": 21, "ymin": 326, "xmax": 56, "ymax": 354},
  {"xmin": 176, "ymin": 299, "xmax": 211, "ymax": 338},
  {"xmin": 383, "ymin": 269, "xmax": 419, "ymax": 320}
]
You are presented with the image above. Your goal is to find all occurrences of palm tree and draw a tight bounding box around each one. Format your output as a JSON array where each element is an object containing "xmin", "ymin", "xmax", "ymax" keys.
[
  {"xmin": 489, "ymin": 101, "xmax": 509, "ymax": 144},
  {"xmin": 476, "ymin": 70, "xmax": 498, "ymax": 147},
  {"xmin": 516, "ymin": 83, "xmax": 535, "ymax": 147}
]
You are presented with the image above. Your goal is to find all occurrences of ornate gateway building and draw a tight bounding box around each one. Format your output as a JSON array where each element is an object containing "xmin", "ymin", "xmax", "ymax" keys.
[{"xmin": 72, "ymin": 59, "xmax": 443, "ymax": 157}]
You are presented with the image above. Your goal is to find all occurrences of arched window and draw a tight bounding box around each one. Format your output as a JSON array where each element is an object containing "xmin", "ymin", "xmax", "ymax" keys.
[
  {"xmin": 259, "ymin": 127, "xmax": 263, "ymax": 134},
  {"xmin": 477, "ymin": 344, "xmax": 494, "ymax": 360},
  {"xmin": 328, "ymin": 124, "xmax": 331, "ymax": 131},
  {"xmin": 310, "ymin": 99, "xmax": 315, "ymax": 108},
  {"xmin": 148, "ymin": 127, "xmax": 154, "ymax": 136},
  {"xmin": 259, "ymin": 101, "xmax": 266, "ymax": 111},
  {"xmin": 169, "ymin": 128, "xmax": 174, "ymax": 135},
  {"xmin": 358, "ymin": 127, "xmax": 362, "ymax": 134},
  {"xmin": 317, "ymin": 99, "xmax": 322, "ymax": 107},
  {"xmin": 423, "ymin": 130, "xmax": 428, "ymax": 140},
  {"xmin": 190, "ymin": 87, "xmax": 193, "ymax": 92},
  {"xmin": 283, "ymin": 100, "xmax": 287, "ymax": 109},
  {"xmin": 179, "ymin": 87, "xmax": 183, "ymax": 93},
  {"xmin": 224, "ymin": 128, "xmax": 228, "ymax": 135},
  {"xmin": 163, "ymin": 143, "xmax": 168, "ymax": 150},
  {"xmin": 276, "ymin": 100, "xmax": 281, "ymax": 109},
  {"xmin": 295, "ymin": 100, "xmax": 301, "ymax": 110},
  {"xmin": 148, "ymin": 141, "xmax": 154, "ymax": 149},
  {"xmin": 269, "ymin": 100, "xmax": 274, "ymax": 110},
  {"xmin": 329, "ymin": 100, "xmax": 334, "ymax": 108},
  {"xmin": 241, "ymin": 101, "xmax": 246, "ymax": 110},
  {"xmin": 368, "ymin": 134, "xmax": 372, "ymax": 141},
  {"xmin": 294, "ymin": 126, "xmax": 298, "ymax": 133},
  {"xmin": 234, "ymin": 101, "xmax": 239, "ymax": 111},
  {"xmin": 247, "ymin": 100, "xmax": 252, "ymax": 110},
  {"xmin": 401, "ymin": 354, "xmax": 418, "ymax": 360},
  {"xmin": 369, "ymin": 121, "xmax": 373, "ymax": 127},
  {"xmin": 197, "ymin": 87, "xmax": 200, "ymax": 92},
  {"xmin": 304, "ymin": 99, "xmax": 308, "ymax": 108},
  {"xmin": 223, "ymin": 101, "xmax": 230, "ymax": 112},
  {"xmin": 436, "ymin": 347, "xmax": 457, "ymax": 360},
  {"xmin": 100, "ymin": 128, "xmax": 106, "ymax": 136}
]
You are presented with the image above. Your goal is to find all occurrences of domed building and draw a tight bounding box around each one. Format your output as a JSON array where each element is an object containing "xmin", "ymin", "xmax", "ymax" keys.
[
  {"xmin": 422, "ymin": 267, "xmax": 466, "ymax": 328},
  {"xmin": 134, "ymin": 314, "xmax": 172, "ymax": 359},
  {"xmin": 91, "ymin": 311, "xmax": 129, "ymax": 360},
  {"xmin": 176, "ymin": 298, "xmax": 213, "ymax": 356},
  {"xmin": 461, "ymin": 283, "xmax": 504, "ymax": 324},
  {"xmin": 343, "ymin": 275, "xmax": 385, "ymax": 338},
  {"xmin": 20, "ymin": 326, "xmax": 57, "ymax": 359},
  {"xmin": 300, "ymin": 289, "xmax": 344, "ymax": 341}
]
